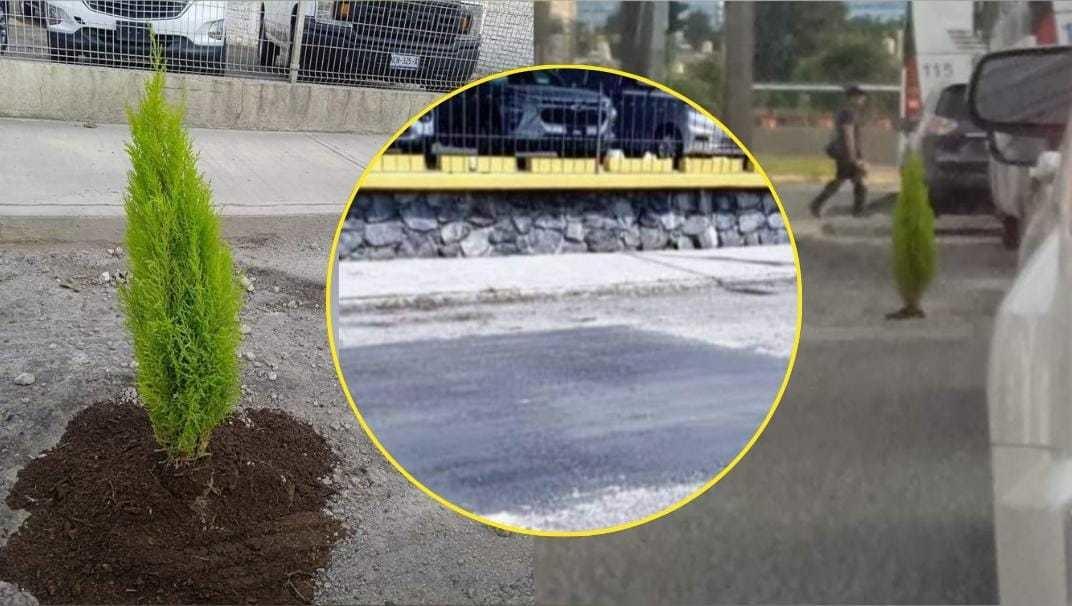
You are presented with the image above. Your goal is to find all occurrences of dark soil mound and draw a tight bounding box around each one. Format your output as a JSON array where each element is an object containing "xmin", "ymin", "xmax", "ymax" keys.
[{"xmin": 0, "ymin": 401, "xmax": 343, "ymax": 604}]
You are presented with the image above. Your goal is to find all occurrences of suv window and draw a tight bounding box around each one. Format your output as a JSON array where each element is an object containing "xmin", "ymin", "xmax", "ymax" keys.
[{"xmin": 935, "ymin": 84, "xmax": 969, "ymax": 119}]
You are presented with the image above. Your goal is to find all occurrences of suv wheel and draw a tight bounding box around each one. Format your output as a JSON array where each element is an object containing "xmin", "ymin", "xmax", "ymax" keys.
[{"xmin": 655, "ymin": 127, "xmax": 683, "ymax": 160}]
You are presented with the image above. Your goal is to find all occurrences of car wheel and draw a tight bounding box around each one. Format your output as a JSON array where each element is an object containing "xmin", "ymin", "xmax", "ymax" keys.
[
  {"xmin": 1001, "ymin": 215, "xmax": 1020, "ymax": 250},
  {"xmin": 927, "ymin": 184, "xmax": 947, "ymax": 216},
  {"xmin": 655, "ymin": 127, "xmax": 682, "ymax": 160},
  {"xmin": 257, "ymin": 6, "xmax": 277, "ymax": 68}
]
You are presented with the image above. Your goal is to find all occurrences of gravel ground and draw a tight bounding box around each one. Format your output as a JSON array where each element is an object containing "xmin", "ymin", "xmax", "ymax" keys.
[{"xmin": 0, "ymin": 230, "xmax": 534, "ymax": 605}]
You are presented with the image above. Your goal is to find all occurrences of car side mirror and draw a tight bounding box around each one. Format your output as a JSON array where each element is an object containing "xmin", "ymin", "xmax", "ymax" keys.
[{"xmin": 969, "ymin": 45, "xmax": 1072, "ymax": 139}]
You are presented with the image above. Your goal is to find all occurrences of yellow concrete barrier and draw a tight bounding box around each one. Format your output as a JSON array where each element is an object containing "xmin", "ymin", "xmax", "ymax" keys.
[
  {"xmin": 361, "ymin": 171, "xmax": 769, "ymax": 191},
  {"xmin": 527, "ymin": 157, "xmax": 600, "ymax": 174},
  {"xmin": 438, "ymin": 155, "xmax": 518, "ymax": 174},
  {"xmin": 371, "ymin": 154, "xmax": 428, "ymax": 173},
  {"xmin": 682, "ymin": 156, "xmax": 747, "ymax": 174},
  {"xmin": 603, "ymin": 156, "xmax": 675, "ymax": 173}
]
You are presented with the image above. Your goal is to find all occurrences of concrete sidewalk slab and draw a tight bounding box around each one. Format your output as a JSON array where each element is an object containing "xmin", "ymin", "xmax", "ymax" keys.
[
  {"xmin": 0, "ymin": 118, "xmax": 384, "ymax": 217},
  {"xmin": 336, "ymin": 246, "xmax": 797, "ymax": 308}
]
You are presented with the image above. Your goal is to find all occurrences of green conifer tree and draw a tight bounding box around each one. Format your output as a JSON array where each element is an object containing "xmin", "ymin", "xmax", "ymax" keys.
[
  {"xmin": 888, "ymin": 151, "xmax": 936, "ymax": 319},
  {"xmin": 119, "ymin": 52, "xmax": 243, "ymax": 459}
]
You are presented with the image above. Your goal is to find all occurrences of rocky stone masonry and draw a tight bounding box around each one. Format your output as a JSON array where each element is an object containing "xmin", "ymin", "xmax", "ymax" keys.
[{"xmin": 337, "ymin": 189, "xmax": 789, "ymax": 260}]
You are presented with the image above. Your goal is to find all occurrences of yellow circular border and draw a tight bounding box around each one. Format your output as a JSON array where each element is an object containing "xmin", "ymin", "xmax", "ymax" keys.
[{"xmin": 325, "ymin": 64, "xmax": 804, "ymax": 538}]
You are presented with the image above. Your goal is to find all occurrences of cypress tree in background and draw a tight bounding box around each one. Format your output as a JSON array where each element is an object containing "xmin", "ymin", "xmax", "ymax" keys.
[{"xmin": 888, "ymin": 151, "xmax": 936, "ymax": 320}]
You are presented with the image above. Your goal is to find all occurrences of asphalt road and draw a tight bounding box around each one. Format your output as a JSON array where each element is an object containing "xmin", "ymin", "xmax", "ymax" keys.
[
  {"xmin": 340, "ymin": 325, "xmax": 787, "ymax": 530},
  {"xmin": 534, "ymin": 184, "xmax": 1018, "ymax": 603}
]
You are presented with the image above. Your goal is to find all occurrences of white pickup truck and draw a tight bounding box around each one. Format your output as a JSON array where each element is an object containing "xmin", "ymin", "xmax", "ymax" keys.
[{"xmin": 257, "ymin": 0, "xmax": 483, "ymax": 90}]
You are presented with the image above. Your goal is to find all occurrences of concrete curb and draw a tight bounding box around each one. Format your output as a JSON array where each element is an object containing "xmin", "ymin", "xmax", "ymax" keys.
[{"xmin": 336, "ymin": 274, "xmax": 796, "ymax": 312}]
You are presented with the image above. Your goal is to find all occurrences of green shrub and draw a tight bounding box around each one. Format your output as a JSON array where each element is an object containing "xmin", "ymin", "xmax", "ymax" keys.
[
  {"xmin": 891, "ymin": 152, "xmax": 936, "ymax": 313},
  {"xmin": 119, "ymin": 59, "xmax": 243, "ymax": 460}
]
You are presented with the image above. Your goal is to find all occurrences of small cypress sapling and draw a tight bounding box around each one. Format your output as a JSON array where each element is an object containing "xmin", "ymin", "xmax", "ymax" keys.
[
  {"xmin": 887, "ymin": 151, "xmax": 936, "ymax": 320},
  {"xmin": 119, "ymin": 50, "xmax": 243, "ymax": 460}
]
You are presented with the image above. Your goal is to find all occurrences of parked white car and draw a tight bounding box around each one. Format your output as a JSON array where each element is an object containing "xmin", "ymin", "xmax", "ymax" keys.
[
  {"xmin": 258, "ymin": 0, "xmax": 482, "ymax": 90},
  {"xmin": 979, "ymin": 45, "xmax": 1072, "ymax": 605},
  {"xmin": 44, "ymin": 1, "xmax": 227, "ymax": 72}
]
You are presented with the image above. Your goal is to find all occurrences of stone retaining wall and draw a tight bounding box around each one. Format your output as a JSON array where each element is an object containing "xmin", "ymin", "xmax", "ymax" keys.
[{"xmin": 337, "ymin": 190, "xmax": 788, "ymax": 260}]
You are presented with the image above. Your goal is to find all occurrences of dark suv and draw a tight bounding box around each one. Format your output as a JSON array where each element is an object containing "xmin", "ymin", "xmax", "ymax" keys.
[
  {"xmin": 434, "ymin": 69, "xmax": 616, "ymax": 157},
  {"xmin": 914, "ymin": 83, "xmax": 991, "ymax": 212},
  {"xmin": 263, "ymin": 0, "xmax": 481, "ymax": 91}
]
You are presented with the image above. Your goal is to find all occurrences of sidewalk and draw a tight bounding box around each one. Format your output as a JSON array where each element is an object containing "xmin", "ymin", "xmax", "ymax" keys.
[
  {"xmin": 336, "ymin": 246, "xmax": 797, "ymax": 309},
  {"xmin": 0, "ymin": 118, "xmax": 384, "ymax": 217}
]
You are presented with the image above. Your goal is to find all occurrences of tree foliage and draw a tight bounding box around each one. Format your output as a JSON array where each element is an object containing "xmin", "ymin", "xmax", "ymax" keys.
[
  {"xmin": 120, "ymin": 55, "xmax": 243, "ymax": 460},
  {"xmin": 891, "ymin": 152, "xmax": 937, "ymax": 311}
]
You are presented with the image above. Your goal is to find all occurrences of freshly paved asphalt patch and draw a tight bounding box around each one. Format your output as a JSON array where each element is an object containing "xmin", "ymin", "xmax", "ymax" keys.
[{"xmin": 339, "ymin": 325, "xmax": 788, "ymax": 523}]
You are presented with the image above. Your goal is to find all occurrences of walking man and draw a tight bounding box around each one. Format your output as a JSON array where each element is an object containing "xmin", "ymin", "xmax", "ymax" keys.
[{"xmin": 810, "ymin": 85, "xmax": 869, "ymax": 217}]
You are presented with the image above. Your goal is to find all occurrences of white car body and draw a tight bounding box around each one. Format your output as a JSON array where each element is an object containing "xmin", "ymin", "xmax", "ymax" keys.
[
  {"xmin": 45, "ymin": 1, "xmax": 227, "ymax": 52},
  {"xmin": 988, "ymin": 104, "xmax": 1072, "ymax": 604}
]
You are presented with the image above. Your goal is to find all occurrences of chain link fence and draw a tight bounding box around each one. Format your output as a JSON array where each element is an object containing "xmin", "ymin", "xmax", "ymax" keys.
[
  {"xmin": 0, "ymin": 1, "xmax": 532, "ymax": 91},
  {"xmin": 378, "ymin": 67, "xmax": 747, "ymax": 175}
]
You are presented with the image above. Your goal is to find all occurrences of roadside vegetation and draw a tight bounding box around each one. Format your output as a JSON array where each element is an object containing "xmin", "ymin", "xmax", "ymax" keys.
[
  {"xmin": 120, "ymin": 52, "xmax": 243, "ymax": 459},
  {"xmin": 888, "ymin": 151, "xmax": 936, "ymax": 319}
]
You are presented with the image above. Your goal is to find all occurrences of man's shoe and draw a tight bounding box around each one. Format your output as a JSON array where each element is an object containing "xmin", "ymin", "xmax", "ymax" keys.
[{"xmin": 809, "ymin": 201, "xmax": 822, "ymax": 218}]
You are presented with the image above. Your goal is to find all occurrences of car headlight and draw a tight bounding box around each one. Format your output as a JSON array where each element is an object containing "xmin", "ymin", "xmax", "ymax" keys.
[
  {"xmin": 47, "ymin": 3, "xmax": 71, "ymax": 26},
  {"xmin": 688, "ymin": 109, "xmax": 715, "ymax": 130},
  {"xmin": 459, "ymin": 1, "xmax": 483, "ymax": 36},
  {"xmin": 207, "ymin": 19, "xmax": 224, "ymax": 41}
]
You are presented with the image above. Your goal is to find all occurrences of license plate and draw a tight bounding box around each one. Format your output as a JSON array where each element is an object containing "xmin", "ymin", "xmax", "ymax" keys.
[
  {"xmin": 115, "ymin": 21, "xmax": 151, "ymax": 44},
  {"xmin": 389, "ymin": 53, "xmax": 419, "ymax": 71}
]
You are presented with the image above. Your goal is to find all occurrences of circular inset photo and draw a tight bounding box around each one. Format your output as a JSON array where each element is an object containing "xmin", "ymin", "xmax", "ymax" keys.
[{"xmin": 327, "ymin": 65, "xmax": 801, "ymax": 537}]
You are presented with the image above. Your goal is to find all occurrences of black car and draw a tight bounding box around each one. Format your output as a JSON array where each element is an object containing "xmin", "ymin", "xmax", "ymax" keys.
[
  {"xmin": 915, "ymin": 83, "xmax": 991, "ymax": 212},
  {"xmin": 434, "ymin": 69, "xmax": 616, "ymax": 158}
]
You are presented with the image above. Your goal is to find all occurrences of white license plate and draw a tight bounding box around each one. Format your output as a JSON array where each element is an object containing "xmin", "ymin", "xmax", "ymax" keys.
[{"xmin": 389, "ymin": 53, "xmax": 419, "ymax": 71}]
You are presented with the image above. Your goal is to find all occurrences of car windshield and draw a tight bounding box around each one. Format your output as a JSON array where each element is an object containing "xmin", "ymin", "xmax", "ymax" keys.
[{"xmin": 935, "ymin": 85, "xmax": 969, "ymax": 120}]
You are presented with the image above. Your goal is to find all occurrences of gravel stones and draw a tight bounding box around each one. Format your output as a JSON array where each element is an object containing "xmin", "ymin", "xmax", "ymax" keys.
[{"xmin": 338, "ymin": 189, "xmax": 788, "ymax": 260}]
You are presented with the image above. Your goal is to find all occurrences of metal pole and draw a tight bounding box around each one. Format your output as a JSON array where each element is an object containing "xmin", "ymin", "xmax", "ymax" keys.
[
  {"xmin": 723, "ymin": 1, "xmax": 755, "ymax": 147},
  {"xmin": 289, "ymin": 2, "xmax": 307, "ymax": 84}
]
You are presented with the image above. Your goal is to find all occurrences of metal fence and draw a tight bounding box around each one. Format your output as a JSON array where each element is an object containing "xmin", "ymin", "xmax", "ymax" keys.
[
  {"xmin": 376, "ymin": 67, "xmax": 748, "ymax": 175},
  {"xmin": 0, "ymin": 1, "xmax": 532, "ymax": 91}
]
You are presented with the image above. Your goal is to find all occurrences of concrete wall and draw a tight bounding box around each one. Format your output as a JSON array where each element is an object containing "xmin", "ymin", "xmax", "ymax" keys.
[
  {"xmin": 338, "ymin": 189, "xmax": 788, "ymax": 260},
  {"xmin": 751, "ymin": 126, "xmax": 899, "ymax": 166},
  {"xmin": 0, "ymin": 59, "xmax": 438, "ymax": 133}
]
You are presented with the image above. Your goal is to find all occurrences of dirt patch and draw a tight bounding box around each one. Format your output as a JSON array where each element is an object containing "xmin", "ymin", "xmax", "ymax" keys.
[{"xmin": 0, "ymin": 400, "xmax": 343, "ymax": 605}]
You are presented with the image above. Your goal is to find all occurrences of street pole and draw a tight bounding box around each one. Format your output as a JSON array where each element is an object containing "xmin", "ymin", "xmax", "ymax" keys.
[
  {"xmin": 618, "ymin": 1, "xmax": 667, "ymax": 83},
  {"xmin": 722, "ymin": 1, "xmax": 754, "ymax": 147},
  {"xmin": 288, "ymin": 3, "xmax": 307, "ymax": 84},
  {"xmin": 646, "ymin": 1, "xmax": 668, "ymax": 84}
]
